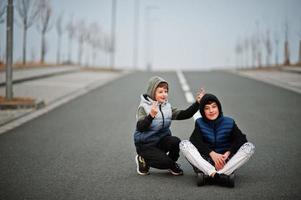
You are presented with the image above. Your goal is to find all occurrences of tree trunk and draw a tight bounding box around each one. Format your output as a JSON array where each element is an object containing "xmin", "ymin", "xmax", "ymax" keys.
[
  {"xmin": 68, "ymin": 36, "xmax": 72, "ymax": 63},
  {"xmin": 22, "ymin": 27, "xmax": 27, "ymax": 65},
  {"xmin": 57, "ymin": 35, "xmax": 61, "ymax": 64},
  {"xmin": 40, "ymin": 32, "xmax": 46, "ymax": 63},
  {"xmin": 78, "ymin": 41, "xmax": 83, "ymax": 65},
  {"xmin": 299, "ymin": 40, "xmax": 301, "ymax": 65},
  {"xmin": 275, "ymin": 42, "xmax": 279, "ymax": 66},
  {"xmin": 284, "ymin": 41, "xmax": 290, "ymax": 66}
]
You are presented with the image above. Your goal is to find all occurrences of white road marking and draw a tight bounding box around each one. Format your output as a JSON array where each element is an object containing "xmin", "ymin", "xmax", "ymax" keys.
[{"xmin": 176, "ymin": 70, "xmax": 201, "ymax": 121}]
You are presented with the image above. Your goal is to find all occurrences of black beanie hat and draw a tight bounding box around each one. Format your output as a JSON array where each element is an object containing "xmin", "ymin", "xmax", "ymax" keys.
[{"xmin": 199, "ymin": 93, "xmax": 223, "ymax": 121}]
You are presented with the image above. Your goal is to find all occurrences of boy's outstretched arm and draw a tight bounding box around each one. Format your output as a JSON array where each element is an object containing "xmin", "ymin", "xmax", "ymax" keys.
[
  {"xmin": 172, "ymin": 102, "xmax": 199, "ymax": 120},
  {"xmin": 172, "ymin": 88, "xmax": 205, "ymax": 120}
]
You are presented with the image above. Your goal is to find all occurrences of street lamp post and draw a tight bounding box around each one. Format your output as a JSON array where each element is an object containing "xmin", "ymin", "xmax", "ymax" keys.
[{"xmin": 6, "ymin": 0, "xmax": 13, "ymax": 100}]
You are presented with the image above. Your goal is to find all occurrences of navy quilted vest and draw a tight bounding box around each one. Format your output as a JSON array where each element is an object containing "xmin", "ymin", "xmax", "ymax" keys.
[{"xmin": 196, "ymin": 116, "xmax": 234, "ymax": 153}]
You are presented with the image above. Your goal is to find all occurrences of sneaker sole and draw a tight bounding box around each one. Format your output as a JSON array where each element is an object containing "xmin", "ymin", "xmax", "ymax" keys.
[
  {"xmin": 168, "ymin": 169, "xmax": 183, "ymax": 176},
  {"xmin": 135, "ymin": 155, "xmax": 149, "ymax": 176}
]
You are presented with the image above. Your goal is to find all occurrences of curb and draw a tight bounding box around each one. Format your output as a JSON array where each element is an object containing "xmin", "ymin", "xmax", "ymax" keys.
[
  {"xmin": 0, "ymin": 99, "xmax": 45, "ymax": 110},
  {"xmin": 0, "ymin": 68, "xmax": 80, "ymax": 87}
]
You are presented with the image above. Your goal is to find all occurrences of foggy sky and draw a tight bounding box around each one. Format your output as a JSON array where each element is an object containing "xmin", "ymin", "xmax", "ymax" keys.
[{"xmin": 2, "ymin": 0, "xmax": 301, "ymax": 70}]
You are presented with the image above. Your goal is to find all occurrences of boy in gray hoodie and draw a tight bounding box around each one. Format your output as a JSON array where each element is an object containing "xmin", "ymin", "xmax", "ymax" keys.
[{"xmin": 134, "ymin": 76, "xmax": 204, "ymax": 176}]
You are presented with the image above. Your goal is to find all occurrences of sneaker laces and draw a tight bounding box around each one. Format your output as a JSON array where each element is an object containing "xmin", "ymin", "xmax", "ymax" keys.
[{"xmin": 139, "ymin": 156, "xmax": 147, "ymax": 168}]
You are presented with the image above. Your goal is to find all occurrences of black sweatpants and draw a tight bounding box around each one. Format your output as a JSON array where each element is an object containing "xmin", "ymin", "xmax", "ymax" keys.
[{"xmin": 136, "ymin": 136, "xmax": 181, "ymax": 169}]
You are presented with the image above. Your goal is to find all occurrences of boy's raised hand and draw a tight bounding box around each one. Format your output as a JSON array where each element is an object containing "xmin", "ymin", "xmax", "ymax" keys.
[
  {"xmin": 150, "ymin": 101, "xmax": 158, "ymax": 118},
  {"xmin": 196, "ymin": 88, "xmax": 205, "ymax": 103}
]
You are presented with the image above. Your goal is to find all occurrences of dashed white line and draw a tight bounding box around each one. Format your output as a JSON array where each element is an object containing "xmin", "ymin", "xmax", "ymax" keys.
[{"xmin": 176, "ymin": 70, "xmax": 201, "ymax": 121}]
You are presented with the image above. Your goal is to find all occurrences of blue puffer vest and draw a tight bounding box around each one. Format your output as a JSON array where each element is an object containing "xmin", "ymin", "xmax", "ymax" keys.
[
  {"xmin": 196, "ymin": 116, "xmax": 234, "ymax": 153},
  {"xmin": 134, "ymin": 95, "xmax": 172, "ymax": 145}
]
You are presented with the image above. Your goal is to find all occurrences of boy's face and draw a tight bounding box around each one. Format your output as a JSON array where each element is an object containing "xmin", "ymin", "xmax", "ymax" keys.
[
  {"xmin": 204, "ymin": 102, "xmax": 219, "ymax": 120},
  {"xmin": 155, "ymin": 86, "xmax": 168, "ymax": 103}
]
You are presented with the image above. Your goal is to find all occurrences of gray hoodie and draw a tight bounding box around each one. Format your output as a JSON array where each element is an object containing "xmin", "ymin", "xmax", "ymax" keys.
[
  {"xmin": 134, "ymin": 76, "xmax": 172, "ymax": 145},
  {"xmin": 134, "ymin": 76, "xmax": 200, "ymax": 146}
]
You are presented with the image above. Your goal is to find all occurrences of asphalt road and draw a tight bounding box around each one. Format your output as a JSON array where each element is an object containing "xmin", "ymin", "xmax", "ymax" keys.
[{"xmin": 0, "ymin": 71, "xmax": 300, "ymax": 200}]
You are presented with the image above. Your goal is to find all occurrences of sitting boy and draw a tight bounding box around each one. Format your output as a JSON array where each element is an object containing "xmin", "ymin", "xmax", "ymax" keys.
[{"xmin": 180, "ymin": 93, "xmax": 255, "ymax": 187}]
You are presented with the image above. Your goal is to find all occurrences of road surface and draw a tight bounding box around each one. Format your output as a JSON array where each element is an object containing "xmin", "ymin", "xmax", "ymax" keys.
[{"xmin": 0, "ymin": 71, "xmax": 300, "ymax": 199}]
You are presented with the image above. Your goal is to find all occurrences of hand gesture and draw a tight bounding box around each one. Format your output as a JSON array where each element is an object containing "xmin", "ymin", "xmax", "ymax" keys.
[
  {"xmin": 196, "ymin": 88, "xmax": 205, "ymax": 103},
  {"xmin": 209, "ymin": 151, "xmax": 226, "ymax": 171},
  {"xmin": 150, "ymin": 101, "xmax": 158, "ymax": 118},
  {"xmin": 222, "ymin": 151, "xmax": 230, "ymax": 162}
]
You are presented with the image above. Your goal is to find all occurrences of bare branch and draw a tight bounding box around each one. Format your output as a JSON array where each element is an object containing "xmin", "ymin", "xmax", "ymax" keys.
[
  {"xmin": 55, "ymin": 11, "xmax": 64, "ymax": 64},
  {"xmin": 16, "ymin": 0, "xmax": 39, "ymax": 29},
  {"xmin": 36, "ymin": 0, "xmax": 53, "ymax": 63},
  {"xmin": 66, "ymin": 16, "xmax": 75, "ymax": 39},
  {"xmin": 36, "ymin": 0, "xmax": 53, "ymax": 34},
  {"xmin": 0, "ymin": 0, "xmax": 7, "ymax": 24},
  {"xmin": 16, "ymin": 0, "xmax": 40, "ymax": 64},
  {"xmin": 56, "ymin": 11, "xmax": 64, "ymax": 36}
]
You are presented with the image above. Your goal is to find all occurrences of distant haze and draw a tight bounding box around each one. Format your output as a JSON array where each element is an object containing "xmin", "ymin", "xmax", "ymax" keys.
[{"xmin": 2, "ymin": 0, "xmax": 301, "ymax": 70}]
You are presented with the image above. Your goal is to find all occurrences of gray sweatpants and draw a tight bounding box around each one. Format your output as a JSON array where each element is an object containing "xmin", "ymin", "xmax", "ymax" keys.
[{"xmin": 179, "ymin": 140, "xmax": 255, "ymax": 176}]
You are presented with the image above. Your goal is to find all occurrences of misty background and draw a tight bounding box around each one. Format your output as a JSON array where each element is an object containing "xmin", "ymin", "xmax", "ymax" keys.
[{"xmin": 0, "ymin": 0, "xmax": 301, "ymax": 71}]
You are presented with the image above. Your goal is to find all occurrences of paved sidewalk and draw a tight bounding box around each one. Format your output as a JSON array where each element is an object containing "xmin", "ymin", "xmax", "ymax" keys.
[
  {"xmin": 0, "ymin": 65, "xmax": 80, "ymax": 86},
  {"xmin": 232, "ymin": 66, "xmax": 301, "ymax": 94},
  {"xmin": 0, "ymin": 68, "xmax": 128, "ymax": 134}
]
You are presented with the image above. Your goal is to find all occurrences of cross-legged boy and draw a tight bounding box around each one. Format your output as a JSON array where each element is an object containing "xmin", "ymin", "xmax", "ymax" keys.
[{"xmin": 180, "ymin": 93, "xmax": 255, "ymax": 187}]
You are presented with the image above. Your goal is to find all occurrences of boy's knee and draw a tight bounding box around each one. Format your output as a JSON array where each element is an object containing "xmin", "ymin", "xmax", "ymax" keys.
[
  {"xmin": 171, "ymin": 136, "xmax": 181, "ymax": 144},
  {"xmin": 168, "ymin": 136, "xmax": 181, "ymax": 147},
  {"xmin": 241, "ymin": 142, "xmax": 255, "ymax": 156},
  {"xmin": 179, "ymin": 140, "xmax": 192, "ymax": 151}
]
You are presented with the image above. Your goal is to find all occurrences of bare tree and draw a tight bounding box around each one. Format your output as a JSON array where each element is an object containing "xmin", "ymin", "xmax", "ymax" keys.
[
  {"xmin": 88, "ymin": 22, "xmax": 101, "ymax": 67},
  {"xmin": 256, "ymin": 34, "xmax": 263, "ymax": 68},
  {"xmin": 250, "ymin": 35, "xmax": 257, "ymax": 68},
  {"xmin": 0, "ymin": 1, "xmax": 5, "ymax": 23},
  {"xmin": 299, "ymin": 39, "xmax": 301, "ymax": 65},
  {"xmin": 264, "ymin": 30, "xmax": 272, "ymax": 66},
  {"xmin": 16, "ymin": 0, "xmax": 39, "ymax": 65},
  {"xmin": 76, "ymin": 20, "xmax": 86, "ymax": 66},
  {"xmin": 254, "ymin": 21, "xmax": 264, "ymax": 68},
  {"xmin": 66, "ymin": 16, "xmax": 75, "ymax": 64},
  {"xmin": 235, "ymin": 39, "xmax": 242, "ymax": 68},
  {"xmin": 30, "ymin": 46, "xmax": 36, "ymax": 62},
  {"xmin": 274, "ymin": 31, "xmax": 280, "ymax": 66},
  {"xmin": 36, "ymin": 0, "xmax": 52, "ymax": 64},
  {"xmin": 242, "ymin": 37, "xmax": 250, "ymax": 68},
  {"xmin": 283, "ymin": 20, "xmax": 290, "ymax": 65},
  {"xmin": 298, "ymin": 19, "xmax": 301, "ymax": 65},
  {"xmin": 102, "ymin": 34, "xmax": 112, "ymax": 67},
  {"xmin": 56, "ymin": 12, "xmax": 64, "ymax": 64},
  {"xmin": 84, "ymin": 27, "xmax": 92, "ymax": 67},
  {"xmin": 0, "ymin": 0, "xmax": 6, "ymax": 63}
]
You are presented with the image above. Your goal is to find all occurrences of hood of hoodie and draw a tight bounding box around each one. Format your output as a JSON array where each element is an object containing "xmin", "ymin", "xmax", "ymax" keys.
[
  {"xmin": 146, "ymin": 76, "xmax": 168, "ymax": 101},
  {"xmin": 199, "ymin": 93, "xmax": 223, "ymax": 122}
]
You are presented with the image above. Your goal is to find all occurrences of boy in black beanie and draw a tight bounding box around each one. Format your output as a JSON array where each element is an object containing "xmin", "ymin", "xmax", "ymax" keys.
[{"xmin": 180, "ymin": 93, "xmax": 255, "ymax": 187}]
